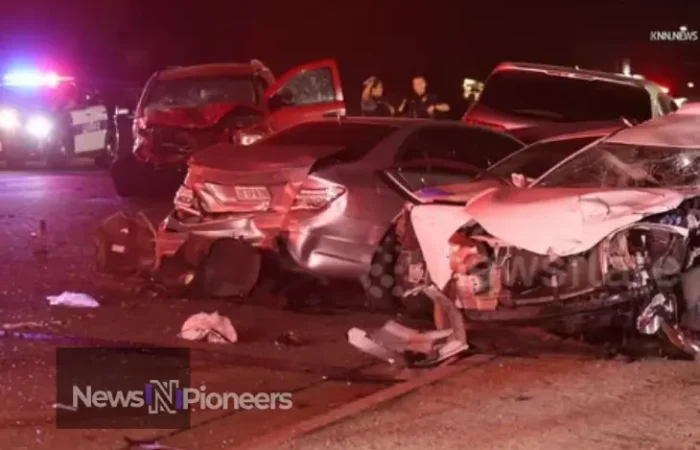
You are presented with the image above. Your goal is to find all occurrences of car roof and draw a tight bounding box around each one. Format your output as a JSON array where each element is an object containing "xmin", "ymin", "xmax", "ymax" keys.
[
  {"xmin": 533, "ymin": 125, "xmax": 621, "ymax": 144},
  {"xmin": 157, "ymin": 62, "xmax": 269, "ymax": 80},
  {"xmin": 493, "ymin": 62, "xmax": 664, "ymax": 91},
  {"xmin": 604, "ymin": 104, "xmax": 700, "ymax": 148}
]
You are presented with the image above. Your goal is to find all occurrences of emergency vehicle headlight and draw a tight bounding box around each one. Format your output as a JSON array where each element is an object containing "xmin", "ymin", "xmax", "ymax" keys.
[
  {"xmin": 26, "ymin": 115, "xmax": 53, "ymax": 138},
  {"xmin": 0, "ymin": 108, "xmax": 20, "ymax": 130}
]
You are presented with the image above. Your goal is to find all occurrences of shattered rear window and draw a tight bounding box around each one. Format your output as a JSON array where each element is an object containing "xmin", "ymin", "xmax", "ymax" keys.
[{"xmin": 536, "ymin": 142, "xmax": 700, "ymax": 188}]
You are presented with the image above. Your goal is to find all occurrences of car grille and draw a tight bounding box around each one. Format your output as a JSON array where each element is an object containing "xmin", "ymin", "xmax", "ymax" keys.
[{"xmin": 151, "ymin": 126, "xmax": 222, "ymax": 156}]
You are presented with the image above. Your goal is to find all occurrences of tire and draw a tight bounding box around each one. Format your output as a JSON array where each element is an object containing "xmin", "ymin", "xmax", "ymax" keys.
[
  {"xmin": 95, "ymin": 132, "xmax": 117, "ymax": 169},
  {"xmin": 111, "ymin": 155, "xmax": 147, "ymax": 197},
  {"xmin": 360, "ymin": 229, "xmax": 404, "ymax": 312}
]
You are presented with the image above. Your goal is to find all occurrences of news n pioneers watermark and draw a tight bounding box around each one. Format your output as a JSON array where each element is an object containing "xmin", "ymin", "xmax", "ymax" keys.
[
  {"xmin": 55, "ymin": 347, "xmax": 293, "ymax": 429},
  {"xmin": 71, "ymin": 381, "xmax": 293, "ymax": 413},
  {"xmin": 650, "ymin": 25, "xmax": 699, "ymax": 42}
]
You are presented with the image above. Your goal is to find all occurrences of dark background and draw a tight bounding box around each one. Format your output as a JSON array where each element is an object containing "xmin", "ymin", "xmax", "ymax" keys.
[{"xmin": 0, "ymin": 0, "xmax": 698, "ymax": 112}]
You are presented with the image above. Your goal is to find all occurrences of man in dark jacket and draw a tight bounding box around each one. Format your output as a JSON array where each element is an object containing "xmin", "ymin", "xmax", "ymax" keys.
[{"xmin": 398, "ymin": 76, "xmax": 450, "ymax": 118}]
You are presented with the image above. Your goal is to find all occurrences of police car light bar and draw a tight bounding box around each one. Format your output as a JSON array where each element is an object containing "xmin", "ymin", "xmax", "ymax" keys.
[{"xmin": 2, "ymin": 71, "xmax": 74, "ymax": 87}]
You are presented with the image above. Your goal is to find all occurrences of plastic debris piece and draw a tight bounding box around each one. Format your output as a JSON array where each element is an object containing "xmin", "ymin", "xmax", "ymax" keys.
[
  {"xmin": 348, "ymin": 320, "xmax": 468, "ymax": 368},
  {"xmin": 52, "ymin": 403, "xmax": 77, "ymax": 412},
  {"xmin": 275, "ymin": 331, "xmax": 304, "ymax": 347},
  {"xmin": 124, "ymin": 437, "xmax": 185, "ymax": 450},
  {"xmin": 47, "ymin": 292, "xmax": 100, "ymax": 308},
  {"xmin": 2, "ymin": 320, "xmax": 61, "ymax": 329},
  {"xmin": 179, "ymin": 312, "xmax": 237, "ymax": 344}
]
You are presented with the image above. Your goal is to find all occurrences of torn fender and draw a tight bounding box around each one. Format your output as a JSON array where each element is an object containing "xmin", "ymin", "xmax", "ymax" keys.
[{"xmin": 409, "ymin": 204, "xmax": 473, "ymax": 290}]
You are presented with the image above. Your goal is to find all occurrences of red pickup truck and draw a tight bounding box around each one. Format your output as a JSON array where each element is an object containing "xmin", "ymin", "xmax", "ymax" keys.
[{"xmin": 111, "ymin": 59, "xmax": 345, "ymax": 197}]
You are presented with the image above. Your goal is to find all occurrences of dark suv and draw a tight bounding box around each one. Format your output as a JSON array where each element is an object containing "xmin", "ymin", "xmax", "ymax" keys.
[{"xmin": 463, "ymin": 62, "xmax": 677, "ymax": 143}]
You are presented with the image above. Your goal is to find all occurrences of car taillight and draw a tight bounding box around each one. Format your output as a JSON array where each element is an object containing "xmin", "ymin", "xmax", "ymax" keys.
[
  {"xmin": 291, "ymin": 185, "xmax": 346, "ymax": 211},
  {"xmin": 463, "ymin": 116, "xmax": 507, "ymax": 131}
]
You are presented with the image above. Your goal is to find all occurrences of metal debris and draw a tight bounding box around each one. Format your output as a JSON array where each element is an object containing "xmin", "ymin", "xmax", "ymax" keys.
[{"xmin": 275, "ymin": 331, "xmax": 305, "ymax": 347}]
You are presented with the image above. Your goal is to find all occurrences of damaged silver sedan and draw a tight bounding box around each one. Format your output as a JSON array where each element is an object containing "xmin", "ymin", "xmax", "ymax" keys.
[
  {"xmin": 360, "ymin": 104, "xmax": 700, "ymax": 365},
  {"xmin": 157, "ymin": 117, "xmax": 525, "ymax": 300}
]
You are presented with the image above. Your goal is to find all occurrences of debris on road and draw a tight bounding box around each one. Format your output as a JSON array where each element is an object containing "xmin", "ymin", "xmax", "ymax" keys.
[
  {"xmin": 348, "ymin": 320, "xmax": 468, "ymax": 367},
  {"xmin": 275, "ymin": 330, "xmax": 305, "ymax": 347},
  {"xmin": 95, "ymin": 211, "xmax": 158, "ymax": 275},
  {"xmin": 179, "ymin": 311, "xmax": 238, "ymax": 343},
  {"xmin": 124, "ymin": 437, "xmax": 186, "ymax": 450},
  {"xmin": 51, "ymin": 402, "xmax": 78, "ymax": 412},
  {"xmin": 2, "ymin": 320, "xmax": 62, "ymax": 329},
  {"xmin": 31, "ymin": 219, "xmax": 49, "ymax": 256},
  {"xmin": 47, "ymin": 291, "xmax": 100, "ymax": 308}
]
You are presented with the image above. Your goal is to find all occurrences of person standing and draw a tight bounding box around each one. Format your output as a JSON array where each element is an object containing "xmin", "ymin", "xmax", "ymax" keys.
[
  {"xmin": 397, "ymin": 76, "xmax": 450, "ymax": 118},
  {"xmin": 360, "ymin": 76, "xmax": 394, "ymax": 117}
]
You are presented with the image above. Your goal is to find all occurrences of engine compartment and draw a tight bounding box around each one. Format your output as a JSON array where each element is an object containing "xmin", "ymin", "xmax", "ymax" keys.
[{"xmin": 395, "ymin": 197, "xmax": 700, "ymax": 314}]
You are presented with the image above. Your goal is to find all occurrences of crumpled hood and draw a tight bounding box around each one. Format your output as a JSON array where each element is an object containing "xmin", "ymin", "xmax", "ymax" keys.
[
  {"xmin": 464, "ymin": 186, "xmax": 700, "ymax": 256},
  {"xmin": 143, "ymin": 102, "xmax": 252, "ymax": 129}
]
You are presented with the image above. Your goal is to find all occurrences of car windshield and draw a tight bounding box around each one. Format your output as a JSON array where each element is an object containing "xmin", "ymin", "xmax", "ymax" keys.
[
  {"xmin": 536, "ymin": 142, "xmax": 700, "ymax": 188},
  {"xmin": 478, "ymin": 70, "xmax": 652, "ymax": 123},
  {"xmin": 488, "ymin": 134, "xmax": 602, "ymax": 180},
  {"xmin": 145, "ymin": 76, "xmax": 260, "ymax": 108}
]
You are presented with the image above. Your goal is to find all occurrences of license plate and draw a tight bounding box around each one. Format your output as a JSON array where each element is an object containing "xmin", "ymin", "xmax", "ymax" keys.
[
  {"xmin": 82, "ymin": 122, "xmax": 102, "ymax": 133},
  {"xmin": 234, "ymin": 186, "xmax": 271, "ymax": 201}
]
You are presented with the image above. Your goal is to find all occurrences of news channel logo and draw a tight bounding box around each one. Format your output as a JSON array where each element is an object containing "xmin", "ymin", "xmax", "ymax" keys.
[{"xmin": 55, "ymin": 347, "xmax": 292, "ymax": 429}]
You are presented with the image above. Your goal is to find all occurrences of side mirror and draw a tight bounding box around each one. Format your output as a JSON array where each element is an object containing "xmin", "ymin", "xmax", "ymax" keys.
[{"xmin": 268, "ymin": 89, "xmax": 294, "ymax": 111}]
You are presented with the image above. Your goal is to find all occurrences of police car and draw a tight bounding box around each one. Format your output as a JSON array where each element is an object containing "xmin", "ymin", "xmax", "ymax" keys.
[{"xmin": 0, "ymin": 70, "xmax": 114, "ymax": 168}]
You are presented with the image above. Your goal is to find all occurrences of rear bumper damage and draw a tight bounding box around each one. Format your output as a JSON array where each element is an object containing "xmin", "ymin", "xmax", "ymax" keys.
[{"xmin": 158, "ymin": 210, "xmax": 369, "ymax": 279}]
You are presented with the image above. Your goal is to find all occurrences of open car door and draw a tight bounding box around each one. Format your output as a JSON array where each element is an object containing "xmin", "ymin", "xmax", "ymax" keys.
[
  {"xmin": 263, "ymin": 59, "xmax": 345, "ymax": 133},
  {"xmin": 70, "ymin": 91, "xmax": 109, "ymax": 155}
]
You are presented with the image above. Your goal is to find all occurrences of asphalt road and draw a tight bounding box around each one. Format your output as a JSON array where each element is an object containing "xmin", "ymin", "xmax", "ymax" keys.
[
  {"xmin": 0, "ymin": 162, "xmax": 395, "ymax": 449},
  {"xmin": 0, "ymin": 161, "xmax": 695, "ymax": 450}
]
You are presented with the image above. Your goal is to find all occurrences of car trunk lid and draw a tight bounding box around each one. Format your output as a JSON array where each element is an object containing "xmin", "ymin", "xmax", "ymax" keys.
[{"xmin": 184, "ymin": 143, "xmax": 345, "ymax": 216}]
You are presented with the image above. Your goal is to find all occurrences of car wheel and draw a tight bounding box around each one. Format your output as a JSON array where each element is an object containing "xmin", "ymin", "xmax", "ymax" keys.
[
  {"xmin": 111, "ymin": 154, "xmax": 147, "ymax": 197},
  {"xmin": 95, "ymin": 132, "xmax": 117, "ymax": 169},
  {"xmin": 360, "ymin": 229, "xmax": 404, "ymax": 312}
]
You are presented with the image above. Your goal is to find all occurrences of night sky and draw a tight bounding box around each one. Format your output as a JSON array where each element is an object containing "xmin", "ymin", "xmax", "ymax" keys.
[{"xmin": 0, "ymin": 0, "xmax": 698, "ymax": 110}]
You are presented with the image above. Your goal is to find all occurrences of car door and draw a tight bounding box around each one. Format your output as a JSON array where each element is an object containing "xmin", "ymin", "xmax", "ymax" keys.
[
  {"xmin": 385, "ymin": 125, "xmax": 524, "ymax": 200},
  {"xmin": 70, "ymin": 90, "xmax": 109, "ymax": 155},
  {"xmin": 263, "ymin": 59, "xmax": 345, "ymax": 133}
]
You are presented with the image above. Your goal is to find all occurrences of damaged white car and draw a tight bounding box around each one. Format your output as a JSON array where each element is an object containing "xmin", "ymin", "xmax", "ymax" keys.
[{"xmin": 351, "ymin": 104, "xmax": 700, "ymax": 365}]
